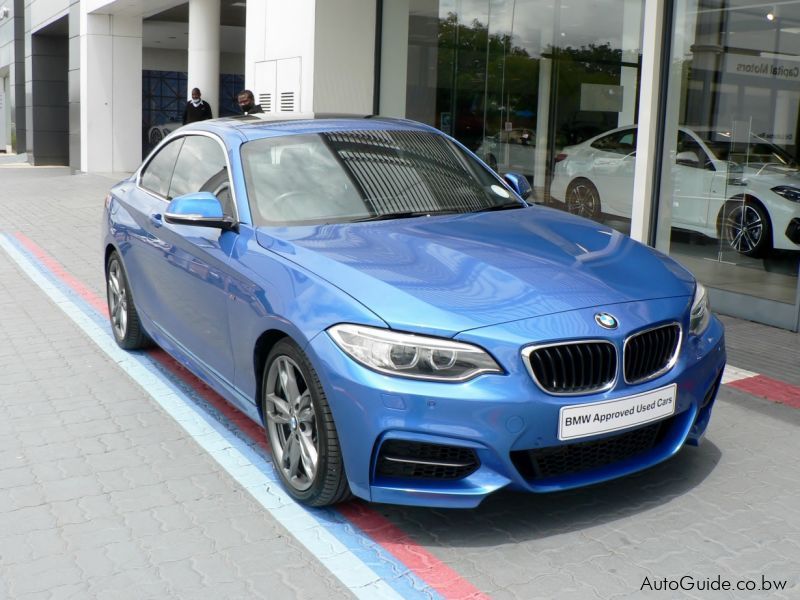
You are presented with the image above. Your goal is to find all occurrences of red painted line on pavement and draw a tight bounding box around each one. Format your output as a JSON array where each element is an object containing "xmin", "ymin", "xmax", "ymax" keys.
[
  {"xmin": 14, "ymin": 232, "xmax": 109, "ymax": 318},
  {"xmin": 337, "ymin": 502, "xmax": 490, "ymax": 600},
  {"xmin": 147, "ymin": 348, "xmax": 271, "ymax": 452},
  {"xmin": 149, "ymin": 348, "xmax": 488, "ymax": 599},
  {"xmin": 727, "ymin": 375, "xmax": 800, "ymax": 410},
  {"xmin": 16, "ymin": 233, "xmax": 484, "ymax": 600}
]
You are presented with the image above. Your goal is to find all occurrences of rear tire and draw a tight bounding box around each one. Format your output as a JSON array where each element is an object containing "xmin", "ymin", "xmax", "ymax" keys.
[
  {"xmin": 565, "ymin": 178, "xmax": 602, "ymax": 220},
  {"xmin": 106, "ymin": 252, "xmax": 151, "ymax": 350},
  {"xmin": 262, "ymin": 339, "xmax": 351, "ymax": 507}
]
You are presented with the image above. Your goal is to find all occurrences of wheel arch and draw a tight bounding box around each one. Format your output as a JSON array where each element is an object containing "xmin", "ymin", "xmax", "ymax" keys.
[
  {"xmin": 104, "ymin": 243, "xmax": 119, "ymax": 271},
  {"xmin": 252, "ymin": 329, "xmax": 291, "ymax": 423}
]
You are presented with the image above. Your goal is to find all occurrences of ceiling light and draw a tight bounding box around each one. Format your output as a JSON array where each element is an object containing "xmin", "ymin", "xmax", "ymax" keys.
[{"xmin": 767, "ymin": 5, "xmax": 779, "ymax": 21}]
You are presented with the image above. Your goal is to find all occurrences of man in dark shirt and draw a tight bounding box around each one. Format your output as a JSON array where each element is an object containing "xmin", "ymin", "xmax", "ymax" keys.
[
  {"xmin": 183, "ymin": 88, "xmax": 213, "ymax": 124},
  {"xmin": 237, "ymin": 89, "xmax": 264, "ymax": 115}
]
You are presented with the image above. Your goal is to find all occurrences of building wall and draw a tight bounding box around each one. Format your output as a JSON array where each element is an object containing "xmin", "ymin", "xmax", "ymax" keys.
[
  {"xmin": 246, "ymin": 0, "xmax": 315, "ymax": 114},
  {"xmin": 245, "ymin": 0, "xmax": 375, "ymax": 116},
  {"xmin": 29, "ymin": 0, "xmax": 69, "ymax": 32},
  {"xmin": 143, "ymin": 47, "xmax": 243, "ymax": 75}
]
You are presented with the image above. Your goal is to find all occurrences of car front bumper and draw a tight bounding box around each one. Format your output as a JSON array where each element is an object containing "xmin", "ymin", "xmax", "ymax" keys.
[{"xmin": 308, "ymin": 306, "xmax": 726, "ymax": 508}]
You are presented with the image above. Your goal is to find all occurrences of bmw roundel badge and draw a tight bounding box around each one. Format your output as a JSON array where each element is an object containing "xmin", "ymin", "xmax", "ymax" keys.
[{"xmin": 595, "ymin": 312, "xmax": 618, "ymax": 329}]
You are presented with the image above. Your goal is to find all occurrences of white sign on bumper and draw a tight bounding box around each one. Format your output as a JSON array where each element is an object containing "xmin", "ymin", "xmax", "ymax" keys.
[{"xmin": 559, "ymin": 384, "xmax": 677, "ymax": 441}]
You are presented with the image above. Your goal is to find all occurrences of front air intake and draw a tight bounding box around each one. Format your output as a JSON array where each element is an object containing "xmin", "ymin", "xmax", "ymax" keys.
[{"xmin": 375, "ymin": 440, "xmax": 479, "ymax": 480}]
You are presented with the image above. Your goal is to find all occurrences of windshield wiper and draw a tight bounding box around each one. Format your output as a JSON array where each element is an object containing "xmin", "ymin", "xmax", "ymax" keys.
[
  {"xmin": 473, "ymin": 201, "xmax": 525, "ymax": 213},
  {"xmin": 352, "ymin": 210, "xmax": 462, "ymax": 222}
]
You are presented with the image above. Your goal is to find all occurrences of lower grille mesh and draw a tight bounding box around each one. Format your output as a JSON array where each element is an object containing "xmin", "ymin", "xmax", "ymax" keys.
[{"xmin": 511, "ymin": 417, "xmax": 673, "ymax": 481}]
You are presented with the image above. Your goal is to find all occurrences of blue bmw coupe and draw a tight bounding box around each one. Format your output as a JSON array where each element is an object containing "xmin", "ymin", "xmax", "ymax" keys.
[{"xmin": 102, "ymin": 115, "xmax": 726, "ymax": 508}]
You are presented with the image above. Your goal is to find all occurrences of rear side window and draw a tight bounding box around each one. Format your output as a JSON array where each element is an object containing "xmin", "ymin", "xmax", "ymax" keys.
[{"xmin": 140, "ymin": 139, "xmax": 183, "ymax": 198}]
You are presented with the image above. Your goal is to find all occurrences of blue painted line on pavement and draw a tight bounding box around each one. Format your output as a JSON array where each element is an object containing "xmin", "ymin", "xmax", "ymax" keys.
[{"xmin": 0, "ymin": 233, "xmax": 441, "ymax": 600}]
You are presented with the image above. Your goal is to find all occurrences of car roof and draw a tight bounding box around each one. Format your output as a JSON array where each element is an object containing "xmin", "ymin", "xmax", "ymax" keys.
[{"xmin": 179, "ymin": 113, "xmax": 441, "ymax": 142}]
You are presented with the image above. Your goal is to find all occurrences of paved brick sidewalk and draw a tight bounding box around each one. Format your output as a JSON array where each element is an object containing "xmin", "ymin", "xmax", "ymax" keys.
[{"xmin": 1, "ymin": 166, "xmax": 798, "ymax": 599}]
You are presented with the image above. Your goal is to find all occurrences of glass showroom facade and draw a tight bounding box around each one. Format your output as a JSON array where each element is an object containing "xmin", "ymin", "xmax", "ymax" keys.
[{"xmin": 381, "ymin": 0, "xmax": 800, "ymax": 331}]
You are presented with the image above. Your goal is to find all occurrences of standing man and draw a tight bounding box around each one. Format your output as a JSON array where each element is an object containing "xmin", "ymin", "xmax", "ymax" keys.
[
  {"xmin": 183, "ymin": 88, "xmax": 213, "ymax": 124},
  {"xmin": 237, "ymin": 90, "xmax": 264, "ymax": 115}
]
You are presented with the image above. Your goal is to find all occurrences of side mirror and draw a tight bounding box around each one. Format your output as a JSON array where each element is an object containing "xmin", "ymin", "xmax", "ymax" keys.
[
  {"xmin": 675, "ymin": 151, "xmax": 700, "ymax": 167},
  {"xmin": 503, "ymin": 172, "xmax": 532, "ymax": 201},
  {"xmin": 164, "ymin": 192, "xmax": 237, "ymax": 230}
]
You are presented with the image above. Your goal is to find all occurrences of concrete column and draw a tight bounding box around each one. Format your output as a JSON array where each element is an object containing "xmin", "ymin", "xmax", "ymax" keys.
[
  {"xmin": 534, "ymin": 7, "xmax": 556, "ymax": 199},
  {"xmin": 313, "ymin": 0, "xmax": 375, "ymax": 114},
  {"xmin": 188, "ymin": 0, "xmax": 220, "ymax": 118},
  {"xmin": 69, "ymin": 1, "xmax": 80, "ymax": 171},
  {"xmin": 630, "ymin": 0, "xmax": 667, "ymax": 248},
  {"xmin": 0, "ymin": 79, "xmax": 7, "ymax": 152},
  {"xmin": 379, "ymin": 0, "xmax": 409, "ymax": 118},
  {"xmin": 80, "ymin": 10, "xmax": 142, "ymax": 173},
  {"xmin": 5, "ymin": 0, "xmax": 26, "ymax": 154}
]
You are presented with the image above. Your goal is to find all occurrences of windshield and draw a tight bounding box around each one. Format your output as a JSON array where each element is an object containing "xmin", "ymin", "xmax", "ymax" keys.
[{"xmin": 240, "ymin": 129, "xmax": 520, "ymax": 226}]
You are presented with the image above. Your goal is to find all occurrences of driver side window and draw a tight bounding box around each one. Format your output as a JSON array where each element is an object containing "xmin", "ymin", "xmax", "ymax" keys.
[
  {"xmin": 676, "ymin": 131, "xmax": 713, "ymax": 170},
  {"xmin": 140, "ymin": 139, "xmax": 184, "ymax": 198},
  {"xmin": 168, "ymin": 135, "xmax": 234, "ymax": 215}
]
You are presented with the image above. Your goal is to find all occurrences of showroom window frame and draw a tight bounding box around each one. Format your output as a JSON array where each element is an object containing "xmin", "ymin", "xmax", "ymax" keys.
[{"xmin": 630, "ymin": 0, "xmax": 673, "ymax": 249}]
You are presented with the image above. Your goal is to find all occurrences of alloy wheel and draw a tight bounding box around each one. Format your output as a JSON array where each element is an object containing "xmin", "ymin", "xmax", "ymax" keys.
[
  {"xmin": 264, "ymin": 355, "xmax": 319, "ymax": 491},
  {"xmin": 107, "ymin": 260, "xmax": 128, "ymax": 341},
  {"xmin": 725, "ymin": 203, "xmax": 763, "ymax": 254},
  {"xmin": 567, "ymin": 182, "xmax": 599, "ymax": 219}
]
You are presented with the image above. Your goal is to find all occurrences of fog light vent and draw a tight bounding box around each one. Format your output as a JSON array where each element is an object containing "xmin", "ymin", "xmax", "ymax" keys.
[{"xmin": 376, "ymin": 440, "xmax": 479, "ymax": 480}]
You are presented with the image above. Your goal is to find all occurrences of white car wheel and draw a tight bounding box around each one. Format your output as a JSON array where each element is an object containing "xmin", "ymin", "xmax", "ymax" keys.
[
  {"xmin": 566, "ymin": 179, "xmax": 601, "ymax": 220},
  {"xmin": 722, "ymin": 199, "xmax": 772, "ymax": 257}
]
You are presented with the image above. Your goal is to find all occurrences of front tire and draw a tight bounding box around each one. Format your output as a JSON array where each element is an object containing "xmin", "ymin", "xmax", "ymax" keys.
[
  {"xmin": 262, "ymin": 339, "xmax": 350, "ymax": 506},
  {"xmin": 721, "ymin": 198, "xmax": 772, "ymax": 257},
  {"xmin": 565, "ymin": 178, "xmax": 602, "ymax": 220},
  {"xmin": 106, "ymin": 252, "xmax": 150, "ymax": 349}
]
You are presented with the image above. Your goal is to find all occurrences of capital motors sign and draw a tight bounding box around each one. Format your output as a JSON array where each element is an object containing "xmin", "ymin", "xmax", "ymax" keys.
[{"xmin": 725, "ymin": 53, "xmax": 800, "ymax": 81}]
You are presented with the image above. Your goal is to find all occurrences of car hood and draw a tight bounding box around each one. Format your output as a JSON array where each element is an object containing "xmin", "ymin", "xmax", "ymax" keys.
[
  {"xmin": 255, "ymin": 207, "xmax": 695, "ymax": 337},
  {"xmin": 736, "ymin": 164, "xmax": 800, "ymax": 186}
]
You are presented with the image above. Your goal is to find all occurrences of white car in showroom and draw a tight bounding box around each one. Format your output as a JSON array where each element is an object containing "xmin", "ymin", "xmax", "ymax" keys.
[
  {"xmin": 550, "ymin": 125, "xmax": 800, "ymax": 257},
  {"xmin": 477, "ymin": 128, "xmax": 536, "ymax": 181}
]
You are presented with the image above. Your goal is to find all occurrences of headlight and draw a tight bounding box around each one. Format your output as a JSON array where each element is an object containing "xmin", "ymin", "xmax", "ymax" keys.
[
  {"xmin": 328, "ymin": 324, "xmax": 502, "ymax": 381},
  {"xmin": 771, "ymin": 185, "xmax": 800, "ymax": 202},
  {"xmin": 689, "ymin": 283, "xmax": 711, "ymax": 335}
]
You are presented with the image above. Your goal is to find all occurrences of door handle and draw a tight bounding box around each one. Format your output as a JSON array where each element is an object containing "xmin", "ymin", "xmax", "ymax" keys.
[{"xmin": 150, "ymin": 213, "xmax": 163, "ymax": 228}]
